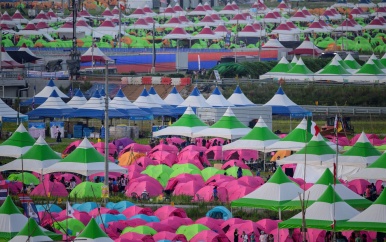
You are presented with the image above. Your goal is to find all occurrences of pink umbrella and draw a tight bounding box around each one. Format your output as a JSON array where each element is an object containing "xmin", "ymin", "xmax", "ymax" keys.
[
  {"xmin": 195, "ymin": 185, "xmax": 228, "ymax": 203},
  {"xmin": 195, "ymin": 217, "xmax": 224, "ymax": 234},
  {"xmin": 166, "ymin": 137, "xmax": 184, "ymax": 145},
  {"xmin": 256, "ymin": 219, "xmax": 280, "ymax": 234},
  {"xmin": 93, "ymin": 142, "xmax": 117, "ymax": 156},
  {"xmin": 227, "ymin": 185, "xmax": 255, "ymax": 201},
  {"xmin": 221, "ymin": 218, "xmax": 245, "ymax": 233},
  {"xmin": 136, "ymin": 157, "xmax": 159, "ymax": 168},
  {"xmin": 191, "ymin": 230, "xmax": 230, "ymax": 242},
  {"xmin": 347, "ymin": 179, "xmax": 371, "ymax": 195},
  {"xmin": 271, "ymin": 228, "xmax": 293, "ymax": 242},
  {"xmin": 152, "ymin": 231, "xmax": 187, "ymax": 242},
  {"xmin": 149, "ymin": 144, "xmax": 179, "ymax": 154},
  {"xmin": 8, "ymin": 181, "xmax": 23, "ymax": 194},
  {"xmin": 119, "ymin": 143, "xmax": 151, "ymax": 157},
  {"xmin": 221, "ymin": 160, "xmax": 250, "ymax": 170},
  {"xmin": 159, "ymin": 216, "xmax": 193, "ymax": 231},
  {"xmin": 148, "ymin": 151, "xmax": 177, "ymax": 167},
  {"xmin": 122, "ymin": 205, "xmax": 153, "ymax": 218},
  {"xmin": 237, "ymin": 176, "xmax": 265, "ymax": 187},
  {"xmin": 145, "ymin": 222, "xmax": 174, "ymax": 232},
  {"xmin": 154, "ymin": 205, "xmax": 187, "ymax": 220},
  {"xmin": 165, "ymin": 173, "xmax": 204, "ymax": 191},
  {"xmin": 117, "ymin": 232, "xmax": 155, "ymax": 242},
  {"xmin": 89, "ymin": 172, "xmax": 121, "ymax": 181},
  {"xmin": 30, "ymin": 180, "xmax": 68, "ymax": 197},
  {"xmin": 89, "ymin": 207, "xmax": 119, "ymax": 217},
  {"xmin": 205, "ymin": 174, "xmax": 236, "ymax": 186},
  {"xmin": 126, "ymin": 180, "xmax": 163, "ymax": 197},
  {"xmin": 173, "ymin": 180, "xmax": 204, "ymax": 196}
]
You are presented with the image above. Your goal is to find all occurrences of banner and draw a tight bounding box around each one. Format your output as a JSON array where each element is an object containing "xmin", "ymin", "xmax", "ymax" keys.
[
  {"xmin": 28, "ymin": 122, "xmax": 45, "ymax": 138},
  {"xmin": 50, "ymin": 122, "xmax": 64, "ymax": 139}
]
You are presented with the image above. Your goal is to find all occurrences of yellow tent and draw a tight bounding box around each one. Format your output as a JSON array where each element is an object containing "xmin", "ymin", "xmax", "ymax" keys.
[
  {"xmin": 270, "ymin": 150, "xmax": 291, "ymax": 161},
  {"xmin": 118, "ymin": 152, "xmax": 146, "ymax": 166}
]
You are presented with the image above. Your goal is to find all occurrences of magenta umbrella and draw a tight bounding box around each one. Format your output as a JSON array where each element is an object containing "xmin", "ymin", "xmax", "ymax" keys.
[
  {"xmin": 221, "ymin": 218, "xmax": 245, "ymax": 233},
  {"xmin": 30, "ymin": 180, "xmax": 68, "ymax": 197},
  {"xmin": 122, "ymin": 205, "xmax": 153, "ymax": 218},
  {"xmin": 119, "ymin": 143, "xmax": 151, "ymax": 157},
  {"xmin": 195, "ymin": 217, "xmax": 224, "ymax": 234},
  {"xmin": 191, "ymin": 230, "xmax": 230, "ymax": 242},
  {"xmin": 147, "ymin": 151, "xmax": 177, "ymax": 167},
  {"xmin": 227, "ymin": 185, "xmax": 255, "ymax": 201},
  {"xmin": 152, "ymin": 231, "xmax": 187, "ymax": 242},
  {"xmin": 221, "ymin": 160, "xmax": 250, "ymax": 170},
  {"xmin": 165, "ymin": 173, "xmax": 204, "ymax": 191},
  {"xmin": 136, "ymin": 156, "xmax": 159, "ymax": 168},
  {"xmin": 173, "ymin": 180, "xmax": 204, "ymax": 197},
  {"xmin": 205, "ymin": 174, "xmax": 235, "ymax": 186},
  {"xmin": 89, "ymin": 207, "xmax": 119, "ymax": 217},
  {"xmin": 256, "ymin": 219, "xmax": 280, "ymax": 234},
  {"xmin": 149, "ymin": 143, "xmax": 179, "ymax": 154},
  {"xmin": 195, "ymin": 185, "xmax": 228, "ymax": 203},
  {"xmin": 116, "ymin": 232, "xmax": 155, "ymax": 242},
  {"xmin": 154, "ymin": 205, "xmax": 187, "ymax": 220},
  {"xmin": 145, "ymin": 222, "xmax": 174, "ymax": 232},
  {"xmin": 159, "ymin": 216, "xmax": 193, "ymax": 231}
]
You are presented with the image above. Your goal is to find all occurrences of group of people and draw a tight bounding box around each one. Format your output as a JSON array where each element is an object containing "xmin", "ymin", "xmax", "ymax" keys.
[{"xmin": 234, "ymin": 229, "xmax": 274, "ymax": 242}]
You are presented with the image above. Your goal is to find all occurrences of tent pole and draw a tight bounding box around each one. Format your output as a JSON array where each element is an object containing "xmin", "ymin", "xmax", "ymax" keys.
[
  {"xmin": 104, "ymin": 60, "xmax": 109, "ymax": 204},
  {"xmin": 263, "ymin": 149, "xmax": 266, "ymax": 172}
]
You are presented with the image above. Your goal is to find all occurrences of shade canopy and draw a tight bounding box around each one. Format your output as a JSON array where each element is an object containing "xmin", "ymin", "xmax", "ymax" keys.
[{"xmin": 0, "ymin": 124, "xmax": 35, "ymax": 158}]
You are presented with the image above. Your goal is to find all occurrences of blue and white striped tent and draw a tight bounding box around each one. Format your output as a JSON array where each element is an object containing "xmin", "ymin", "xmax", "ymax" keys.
[{"xmin": 27, "ymin": 90, "xmax": 74, "ymax": 119}]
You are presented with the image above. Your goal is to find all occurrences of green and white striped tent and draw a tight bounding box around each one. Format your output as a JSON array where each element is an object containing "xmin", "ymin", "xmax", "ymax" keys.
[
  {"xmin": 369, "ymin": 53, "xmax": 386, "ymax": 70},
  {"xmin": 222, "ymin": 116, "xmax": 279, "ymax": 151},
  {"xmin": 192, "ymin": 107, "xmax": 251, "ymax": 140},
  {"xmin": 261, "ymin": 57, "xmax": 292, "ymax": 79},
  {"xmin": 341, "ymin": 187, "xmax": 386, "ymax": 232},
  {"xmin": 231, "ymin": 168, "xmax": 303, "ymax": 217},
  {"xmin": 323, "ymin": 131, "xmax": 382, "ymax": 168},
  {"xmin": 276, "ymin": 134, "xmax": 337, "ymax": 166},
  {"xmin": 355, "ymin": 59, "xmax": 384, "ymax": 75},
  {"xmin": 0, "ymin": 196, "xmax": 28, "ymax": 240},
  {"xmin": 289, "ymin": 55, "xmax": 298, "ymax": 68},
  {"xmin": 284, "ymin": 169, "xmax": 372, "ymax": 210},
  {"xmin": 0, "ymin": 136, "xmax": 61, "ymax": 173},
  {"xmin": 349, "ymin": 151, "xmax": 386, "ymax": 180},
  {"xmin": 44, "ymin": 137, "xmax": 127, "ymax": 176},
  {"xmin": 76, "ymin": 218, "xmax": 113, "ymax": 242},
  {"xmin": 380, "ymin": 52, "xmax": 386, "ymax": 67},
  {"xmin": 287, "ymin": 58, "xmax": 314, "ymax": 75},
  {"xmin": 330, "ymin": 54, "xmax": 352, "ymax": 70},
  {"xmin": 0, "ymin": 124, "xmax": 35, "ymax": 158},
  {"xmin": 279, "ymin": 185, "xmax": 360, "ymax": 231},
  {"xmin": 344, "ymin": 53, "xmax": 361, "ymax": 69},
  {"xmin": 9, "ymin": 218, "xmax": 52, "ymax": 242},
  {"xmin": 152, "ymin": 106, "xmax": 208, "ymax": 138},
  {"xmin": 314, "ymin": 58, "xmax": 351, "ymax": 82}
]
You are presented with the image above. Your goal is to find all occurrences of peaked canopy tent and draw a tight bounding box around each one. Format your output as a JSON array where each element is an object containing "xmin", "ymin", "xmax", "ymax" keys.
[
  {"xmin": 110, "ymin": 89, "xmax": 153, "ymax": 120},
  {"xmin": 26, "ymin": 90, "xmax": 74, "ymax": 119},
  {"xmin": 164, "ymin": 86, "xmax": 185, "ymax": 107},
  {"xmin": 227, "ymin": 85, "xmax": 255, "ymax": 106},
  {"xmin": 264, "ymin": 86, "xmax": 312, "ymax": 117},
  {"xmin": 153, "ymin": 106, "xmax": 208, "ymax": 138},
  {"xmin": 260, "ymin": 57, "xmax": 292, "ymax": 79},
  {"xmin": 133, "ymin": 88, "xmax": 176, "ymax": 117},
  {"xmin": 76, "ymin": 218, "xmax": 113, "ymax": 242},
  {"xmin": 314, "ymin": 58, "xmax": 351, "ymax": 82},
  {"xmin": 0, "ymin": 124, "xmax": 35, "ymax": 158},
  {"xmin": 0, "ymin": 98, "xmax": 27, "ymax": 122},
  {"xmin": 21, "ymin": 79, "xmax": 69, "ymax": 106},
  {"xmin": 0, "ymin": 136, "xmax": 60, "ymax": 173},
  {"xmin": 44, "ymin": 137, "xmax": 127, "ymax": 176},
  {"xmin": 205, "ymin": 86, "xmax": 234, "ymax": 107},
  {"xmin": 178, "ymin": 87, "xmax": 212, "ymax": 108},
  {"xmin": 148, "ymin": 86, "xmax": 184, "ymax": 115},
  {"xmin": 80, "ymin": 45, "xmax": 113, "ymax": 63},
  {"xmin": 288, "ymin": 37, "xmax": 323, "ymax": 56},
  {"xmin": 9, "ymin": 218, "xmax": 53, "ymax": 242},
  {"xmin": 348, "ymin": 151, "xmax": 386, "ymax": 181},
  {"xmin": 67, "ymin": 89, "xmax": 87, "ymax": 109},
  {"xmin": 192, "ymin": 107, "xmax": 251, "ymax": 140}
]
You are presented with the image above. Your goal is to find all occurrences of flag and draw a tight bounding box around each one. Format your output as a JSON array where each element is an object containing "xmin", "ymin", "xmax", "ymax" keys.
[
  {"xmin": 334, "ymin": 114, "xmax": 338, "ymax": 133},
  {"xmin": 28, "ymin": 203, "xmax": 39, "ymax": 223},
  {"xmin": 306, "ymin": 117, "xmax": 320, "ymax": 137},
  {"xmin": 198, "ymin": 55, "xmax": 201, "ymax": 71},
  {"xmin": 119, "ymin": 1, "xmax": 125, "ymax": 11},
  {"xmin": 66, "ymin": 201, "xmax": 75, "ymax": 218},
  {"xmin": 32, "ymin": 85, "xmax": 36, "ymax": 110}
]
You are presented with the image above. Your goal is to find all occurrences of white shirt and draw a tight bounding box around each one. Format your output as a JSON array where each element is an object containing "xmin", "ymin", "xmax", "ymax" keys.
[{"xmin": 259, "ymin": 234, "xmax": 268, "ymax": 242}]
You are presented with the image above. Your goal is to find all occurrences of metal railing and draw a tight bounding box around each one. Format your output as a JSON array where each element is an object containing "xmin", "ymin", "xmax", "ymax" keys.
[{"xmin": 301, "ymin": 105, "xmax": 386, "ymax": 116}]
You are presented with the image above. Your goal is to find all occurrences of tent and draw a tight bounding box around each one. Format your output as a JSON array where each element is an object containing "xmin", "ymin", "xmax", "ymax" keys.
[
  {"xmin": 133, "ymin": 88, "xmax": 174, "ymax": 117},
  {"xmin": 231, "ymin": 168, "xmax": 303, "ymax": 217},
  {"xmin": 263, "ymin": 86, "xmax": 312, "ymax": 117},
  {"xmin": 217, "ymin": 3, "xmax": 238, "ymax": 15},
  {"xmin": 0, "ymin": 48, "xmax": 24, "ymax": 69},
  {"xmin": 192, "ymin": 26, "xmax": 222, "ymax": 38},
  {"xmin": 44, "ymin": 137, "xmax": 127, "ymax": 176},
  {"xmin": 260, "ymin": 57, "xmax": 292, "ymax": 79},
  {"xmin": 344, "ymin": 53, "xmax": 361, "ymax": 69},
  {"xmin": 21, "ymin": 79, "xmax": 68, "ymax": 106},
  {"xmin": 178, "ymin": 87, "xmax": 212, "ymax": 108},
  {"xmin": 164, "ymin": 86, "xmax": 185, "ymax": 107},
  {"xmin": 193, "ymin": 107, "xmax": 251, "ymax": 140},
  {"xmin": 205, "ymin": 86, "xmax": 234, "ymax": 107},
  {"xmin": 110, "ymin": 89, "xmax": 153, "ymax": 120},
  {"xmin": 279, "ymin": 185, "xmax": 359, "ymax": 231},
  {"xmin": 0, "ymin": 196, "xmax": 28, "ymax": 240},
  {"xmin": 0, "ymin": 98, "xmax": 28, "ymax": 122},
  {"xmin": 369, "ymin": 53, "xmax": 386, "ymax": 70},
  {"xmin": 349, "ymin": 59, "xmax": 385, "ymax": 82},
  {"xmin": 314, "ymin": 58, "xmax": 351, "ymax": 82},
  {"xmin": 163, "ymin": 27, "xmax": 192, "ymax": 40},
  {"xmin": 67, "ymin": 89, "xmax": 87, "ymax": 109},
  {"xmin": 349, "ymin": 151, "xmax": 386, "ymax": 180},
  {"xmin": 227, "ymin": 85, "xmax": 255, "ymax": 106},
  {"xmin": 0, "ymin": 124, "xmax": 35, "ymax": 158},
  {"xmin": 11, "ymin": 10, "xmax": 28, "ymax": 24},
  {"xmin": 148, "ymin": 86, "xmax": 182, "ymax": 115},
  {"xmin": 80, "ymin": 44, "xmax": 113, "ymax": 63},
  {"xmin": 0, "ymin": 136, "xmax": 60, "ymax": 173},
  {"xmin": 285, "ymin": 58, "xmax": 314, "ymax": 81},
  {"xmin": 288, "ymin": 37, "xmax": 322, "ymax": 56},
  {"xmin": 76, "ymin": 218, "xmax": 113, "ymax": 242},
  {"xmin": 262, "ymin": 36, "xmax": 285, "ymax": 48},
  {"xmin": 153, "ymin": 106, "xmax": 207, "ymax": 138},
  {"xmin": 9, "ymin": 218, "xmax": 52, "ymax": 242},
  {"xmin": 26, "ymin": 90, "xmax": 74, "ymax": 119},
  {"xmin": 69, "ymin": 90, "xmax": 126, "ymax": 119},
  {"xmin": 284, "ymin": 169, "xmax": 372, "ymax": 210}
]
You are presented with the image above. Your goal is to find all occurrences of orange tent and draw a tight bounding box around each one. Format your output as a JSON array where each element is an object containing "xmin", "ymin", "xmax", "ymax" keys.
[
  {"xmin": 118, "ymin": 152, "xmax": 146, "ymax": 166},
  {"xmin": 270, "ymin": 150, "xmax": 291, "ymax": 161}
]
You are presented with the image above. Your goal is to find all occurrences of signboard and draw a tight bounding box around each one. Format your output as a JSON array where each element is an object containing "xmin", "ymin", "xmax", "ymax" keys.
[
  {"xmin": 28, "ymin": 122, "xmax": 45, "ymax": 138},
  {"xmin": 225, "ymin": 33, "xmax": 231, "ymax": 46},
  {"xmin": 213, "ymin": 70, "xmax": 221, "ymax": 82},
  {"xmin": 101, "ymin": 185, "xmax": 109, "ymax": 198},
  {"xmin": 50, "ymin": 121, "xmax": 64, "ymax": 139}
]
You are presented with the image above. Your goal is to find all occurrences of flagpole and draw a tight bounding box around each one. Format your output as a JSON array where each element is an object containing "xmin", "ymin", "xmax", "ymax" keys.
[
  {"xmin": 151, "ymin": 22, "xmax": 155, "ymax": 74},
  {"xmin": 104, "ymin": 60, "xmax": 109, "ymax": 204},
  {"xmin": 301, "ymin": 117, "xmax": 309, "ymax": 242}
]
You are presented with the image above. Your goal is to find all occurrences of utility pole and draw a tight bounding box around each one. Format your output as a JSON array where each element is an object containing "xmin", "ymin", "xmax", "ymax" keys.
[
  {"xmin": 118, "ymin": 1, "xmax": 122, "ymax": 48},
  {"xmin": 66, "ymin": 0, "xmax": 81, "ymax": 80},
  {"xmin": 104, "ymin": 60, "xmax": 109, "ymax": 204}
]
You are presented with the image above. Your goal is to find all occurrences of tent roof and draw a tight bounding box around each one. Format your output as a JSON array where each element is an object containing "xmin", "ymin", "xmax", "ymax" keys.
[
  {"xmin": 22, "ymin": 79, "xmax": 68, "ymax": 106},
  {"xmin": 205, "ymin": 87, "xmax": 234, "ymax": 107},
  {"xmin": 67, "ymin": 89, "xmax": 87, "ymax": 109},
  {"xmin": 77, "ymin": 218, "xmax": 112, "ymax": 240},
  {"xmin": 80, "ymin": 45, "xmax": 113, "ymax": 63},
  {"xmin": 262, "ymin": 36, "xmax": 285, "ymax": 48},
  {"xmin": 287, "ymin": 58, "xmax": 314, "ymax": 74},
  {"xmin": 110, "ymin": 89, "xmax": 152, "ymax": 119},
  {"xmin": 344, "ymin": 53, "xmax": 361, "ymax": 69},
  {"xmin": 27, "ymin": 90, "xmax": 74, "ymax": 119},
  {"xmin": 10, "ymin": 218, "xmax": 52, "ymax": 241},
  {"xmin": 319, "ymin": 58, "xmax": 351, "ymax": 75},
  {"xmin": 355, "ymin": 59, "xmax": 384, "ymax": 75},
  {"xmin": 268, "ymin": 57, "xmax": 292, "ymax": 73},
  {"xmin": 288, "ymin": 37, "xmax": 323, "ymax": 55},
  {"xmin": 178, "ymin": 87, "xmax": 212, "ymax": 108},
  {"xmin": 164, "ymin": 86, "xmax": 185, "ymax": 106},
  {"xmin": 0, "ymin": 98, "xmax": 27, "ymax": 122},
  {"xmin": 0, "ymin": 124, "xmax": 35, "ymax": 158},
  {"xmin": 227, "ymin": 85, "xmax": 255, "ymax": 106}
]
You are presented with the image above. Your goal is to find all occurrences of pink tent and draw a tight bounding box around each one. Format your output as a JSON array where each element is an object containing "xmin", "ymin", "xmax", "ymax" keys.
[
  {"xmin": 271, "ymin": 228, "xmax": 294, "ymax": 242},
  {"xmin": 122, "ymin": 205, "xmax": 153, "ymax": 218},
  {"xmin": 221, "ymin": 160, "xmax": 250, "ymax": 170},
  {"xmin": 227, "ymin": 185, "xmax": 255, "ymax": 201},
  {"xmin": 125, "ymin": 180, "xmax": 163, "ymax": 197},
  {"xmin": 7, "ymin": 181, "xmax": 23, "ymax": 194},
  {"xmin": 302, "ymin": 183, "xmax": 314, "ymax": 190},
  {"xmin": 224, "ymin": 149, "xmax": 258, "ymax": 162},
  {"xmin": 219, "ymin": 180, "xmax": 260, "ymax": 192},
  {"xmin": 231, "ymin": 221, "xmax": 263, "ymax": 236},
  {"xmin": 131, "ymin": 175, "xmax": 160, "ymax": 184},
  {"xmin": 117, "ymin": 232, "xmax": 155, "ymax": 242},
  {"xmin": 173, "ymin": 180, "xmax": 204, "ymax": 196},
  {"xmin": 221, "ymin": 218, "xmax": 245, "ymax": 233},
  {"xmin": 165, "ymin": 173, "xmax": 204, "ymax": 191},
  {"xmin": 207, "ymin": 138, "xmax": 225, "ymax": 147},
  {"xmin": 178, "ymin": 150, "xmax": 210, "ymax": 168},
  {"xmin": 191, "ymin": 230, "xmax": 230, "ymax": 242},
  {"xmin": 159, "ymin": 216, "xmax": 193, "ymax": 231},
  {"xmin": 237, "ymin": 176, "xmax": 265, "ymax": 187},
  {"xmin": 147, "ymin": 151, "xmax": 177, "ymax": 167},
  {"xmin": 106, "ymin": 220, "xmax": 147, "ymax": 239},
  {"xmin": 89, "ymin": 207, "xmax": 119, "ymax": 217},
  {"xmin": 56, "ymin": 211, "xmax": 91, "ymax": 226},
  {"xmin": 176, "ymin": 158, "xmax": 206, "ymax": 170},
  {"xmin": 145, "ymin": 222, "xmax": 174, "ymax": 232},
  {"xmin": 256, "ymin": 219, "xmax": 280, "ymax": 233},
  {"xmin": 56, "ymin": 174, "xmax": 82, "ymax": 183},
  {"xmin": 63, "ymin": 140, "xmax": 94, "ymax": 156},
  {"xmin": 38, "ymin": 211, "xmax": 59, "ymax": 227},
  {"xmin": 205, "ymin": 146, "xmax": 224, "ymax": 160},
  {"xmin": 347, "ymin": 179, "xmax": 370, "ymax": 195},
  {"xmin": 195, "ymin": 217, "xmax": 225, "ymax": 234},
  {"xmin": 166, "ymin": 137, "xmax": 185, "ymax": 145},
  {"xmin": 195, "ymin": 185, "xmax": 228, "ymax": 202},
  {"xmin": 149, "ymin": 144, "xmax": 179, "ymax": 154},
  {"xmin": 136, "ymin": 157, "xmax": 159, "ymax": 167},
  {"xmin": 30, "ymin": 181, "xmax": 68, "ymax": 197},
  {"xmin": 288, "ymin": 177, "xmax": 305, "ymax": 186},
  {"xmin": 126, "ymin": 167, "xmax": 143, "ymax": 180},
  {"xmin": 325, "ymin": 135, "xmax": 351, "ymax": 146},
  {"xmin": 205, "ymin": 174, "xmax": 236, "ymax": 186},
  {"xmin": 93, "ymin": 142, "xmax": 117, "ymax": 156},
  {"xmin": 152, "ymin": 231, "xmax": 188, "ymax": 242},
  {"xmin": 119, "ymin": 143, "xmax": 151, "ymax": 157},
  {"xmin": 154, "ymin": 205, "xmax": 187, "ymax": 220},
  {"xmin": 127, "ymin": 164, "xmax": 145, "ymax": 173},
  {"xmin": 293, "ymin": 228, "xmax": 325, "ymax": 242}
]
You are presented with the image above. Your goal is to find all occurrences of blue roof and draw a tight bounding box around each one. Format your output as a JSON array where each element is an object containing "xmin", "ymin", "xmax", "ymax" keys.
[
  {"xmin": 74, "ymin": 89, "xmax": 85, "ymax": 97},
  {"xmin": 92, "ymin": 90, "xmax": 101, "ymax": 98},
  {"xmin": 276, "ymin": 86, "xmax": 285, "ymax": 95},
  {"xmin": 190, "ymin": 87, "xmax": 201, "ymax": 96},
  {"xmin": 47, "ymin": 79, "xmax": 55, "ymax": 87},
  {"xmin": 139, "ymin": 88, "xmax": 150, "ymax": 97},
  {"xmin": 99, "ymin": 88, "xmax": 106, "ymax": 97},
  {"xmin": 115, "ymin": 89, "xmax": 125, "ymax": 98},
  {"xmin": 170, "ymin": 86, "xmax": 178, "ymax": 94},
  {"xmin": 234, "ymin": 86, "xmax": 243, "ymax": 94},
  {"xmin": 69, "ymin": 108, "xmax": 126, "ymax": 119},
  {"xmin": 148, "ymin": 86, "xmax": 157, "ymax": 95},
  {"xmin": 27, "ymin": 108, "xmax": 74, "ymax": 119},
  {"xmin": 116, "ymin": 108, "xmax": 153, "ymax": 120},
  {"xmin": 212, "ymin": 86, "xmax": 221, "ymax": 95},
  {"xmin": 49, "ymin": 90, "xmax": 59, "ymax": 98},
  {"xmin": 271, "ymin": 106, "xmax": 312, "ymax": 117}
]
